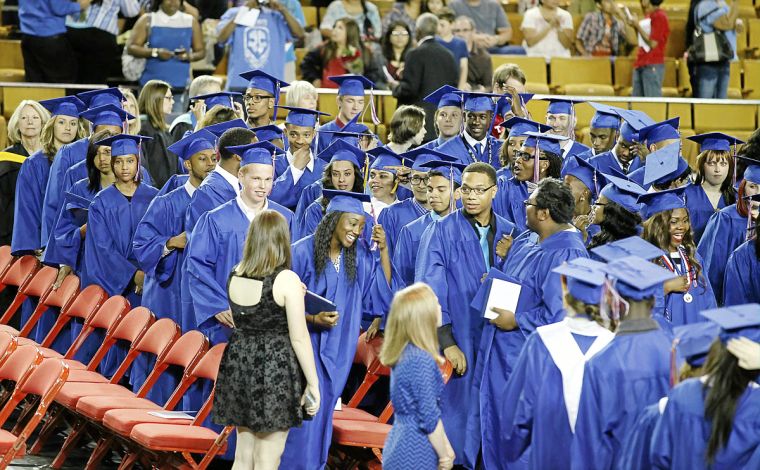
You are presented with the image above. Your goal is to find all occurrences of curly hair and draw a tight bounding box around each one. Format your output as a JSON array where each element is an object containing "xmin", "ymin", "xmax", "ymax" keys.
[
  {"xmin": 587, "ymin": 200, "xmax": 642, "ymax": 250},
  {"xmin": 642, "ymin": 208, "xmax": 705, "ymax": 286},
  {"xmin": 535, "ymin": 178, "xmax": 575, "ymax": 224},
  {"xmin": 313, "ymin": 211, "xmax": 358, "ymax": 283},
  {"xmin": 545, "ymin": 151, "xmax": 563, "ymax": 179},
  {"xmin": 564, "ymin": 292, "xmax": 608, "ymax": 330}
]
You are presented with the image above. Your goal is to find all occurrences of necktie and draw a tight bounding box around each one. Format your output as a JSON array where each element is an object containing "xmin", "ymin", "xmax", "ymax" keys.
[
  {"xmin": 476, "ymin": 225, "xmax": 490, "ymax": 268},
  {"xmin": 621, "ymin": 161, "xmax": 629, "ymax": 174},
  {"xmin": 475, "ymin": 143, "xmax": 483, "ymax": 162}
]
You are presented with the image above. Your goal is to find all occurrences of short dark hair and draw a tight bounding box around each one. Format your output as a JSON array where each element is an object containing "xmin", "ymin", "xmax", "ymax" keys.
[
  {"xmin": 650, "ymin": 0, "xmax": 664, "ymax": 5},
  {"xmin": 535, "ymin": 178, "xmax": 575, "ymax": 224},
  {"xmin": 463, "ymin": 162, "xmax": 497, "ymax": 185},
  {"xmin": 219, "ymin": 128, "xmax": 256, "ymax": 160},
  {"xmin": 545, "ymin": 152, "xmax": 563, "ymax": 178},
  {"xmin": 428, "ymin": 169, "xmax": 461, "ymax": 189}
]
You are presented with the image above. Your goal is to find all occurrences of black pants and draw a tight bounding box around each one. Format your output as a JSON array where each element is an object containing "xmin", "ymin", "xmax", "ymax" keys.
[
  {"xmin": 21, "ymin": 33, "xmax": 77, "ymax": 83},
  {"xmin": 66, "ymin": 27, "xmax": 121, "ymax": 84}
]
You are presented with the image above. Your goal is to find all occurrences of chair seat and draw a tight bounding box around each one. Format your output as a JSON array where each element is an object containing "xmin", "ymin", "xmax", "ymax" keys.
[
  {"xmin": 103, "ymin": 408, "xmax": 193, "ymax": 436},
  {"xmin": 0, "ymin": 325, "xmax": 19, "ymax": 335},
  {"xmin": 332, "ymin": 420, "xmax": 391, "ymax": 448},
  {"xmin": 0, "ymin": 69, "xmax": 25, "ymax": 82},
  {"xmin": 55, "ymin": 382, "xmax": 135, "ymax": 408},
  {"xmin": 39, "ymin": 347, "xmax": 63, "ymax": 359},
  {"xmin": 0, "ymin": 429, "xmax": 25, "ymax": 455},
  {"xmin": 65, "ymin": 369, "xmax": 109, "ymax": 383},
  {"xmin": 76, "ymin": 396, "xmax": 160, "ymax": 421},
  {"xmin": 130, "ymin": 424, "xmax": 227, "ymax": 453},
  {"xmin": 333, "ymin": 407, "xmax": 378, "ymax": 422}
]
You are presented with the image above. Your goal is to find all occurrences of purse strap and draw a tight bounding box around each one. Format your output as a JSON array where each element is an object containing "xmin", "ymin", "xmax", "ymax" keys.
[{"xmin": 693, "ymin": 5, "xmax": 722, "ymax": 35}]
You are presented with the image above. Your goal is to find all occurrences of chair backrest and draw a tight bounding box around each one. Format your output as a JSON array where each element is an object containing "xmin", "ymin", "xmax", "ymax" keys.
[
  {"xmin": 40, "ymin": 284, "xmax": 107, "ymax": 348},
  {"xmin": 0, "ymin": 344, "xmax": 43, "ymax": 384},
  {"xmin": 0, "ymin": 246, "xmax": 12, "ymax": 279},
  {"xmin": 109, "ymin": 318, "xmax": 180, "ymax": 385},
  {"xmin": 136, "ymin": 330, "xmax": 208, "ymax": 399},
  {"xmin": 41, "ymin": 274, "xmax": 80, "ymax": 310},
  {"xmin": 163, "ymin": 342, "xmax": 224, "ymax": 410},
  {"xmin": 0, "ymin": 333, "xmax": 17, "ymax": 371},
  {"xmin": 64, "ymin": 295, "xmax": 130, "ymax": 361},
  {"xmin": 18, "ymin": 358, "xmax": 68, "ymax": 398},
  {"xmin": 0, "ymin": 255, "xmax": 39, "ymax": 289},
  {"xmin": 84, "ymin": 306, "xmax": 154, "ymax": 372},
  {"xmin": 20, "ymin": 265, "xmax": 57, "ymax": 298},
  {"xmin": 377, "ymin": 359, "xmax": 454, "ymax": 424}
]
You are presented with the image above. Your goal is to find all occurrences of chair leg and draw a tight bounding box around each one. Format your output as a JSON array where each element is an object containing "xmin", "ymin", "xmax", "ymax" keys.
[
  {"xmin": 50, "ymin": 417, "xmax": 88, "ymax": 469},
  {"xmin": 10, "ymin": 396, "xmax": 38, "ymax": 435},
  {"xmin": 29, "ymin": 405, "xmax": 64, "ymax": 454},
  {"xmin": 85, "ymin": 435, "xmax": 114, "ymax": 470},
  {"xmin": 0, "ymin": 293, "xmax": 27, "ymax": 326},
  {"xmin": 116, "ymin": 450, "xmax": 138, "ymax": 470}
]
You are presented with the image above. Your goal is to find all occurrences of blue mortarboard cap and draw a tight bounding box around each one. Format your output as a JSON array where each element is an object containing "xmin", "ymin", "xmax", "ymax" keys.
[
  {"xmin": 738, "ymin": 157, "xmax": 760, "ymax": 184},
  {"xmin": 239, "ymin": 70, "xmax": 289, "ymax": 95},
  {"xmin": 456, "ymin": 91, "xmax": 500, "ymax": 113},
  {"xmin": 40, "ymin": 96, "xmax": 87, "ymax": 118},
  {"xmin": 204, "ymin": 119, "xmax": 249, "ymax": 138},
  {"xmin": 673, "ymin": 322, "xmax": 720, "ymax": 367},
  {"xmin": 328, "ymin": 74, "xmax": 375, "ymax": 96},
  {"xmin": 643, "ymin": 142, "xmax": 688, "ymax": 186},
  {"xmin": 599, "ymin": 172, "xmax": 648, "ymax": 213},
  {"xmin": 687, "ymin": 132, "xmax": 745, "ymax": 152},
  {"xmin": 591, "ymin": 236, "xmax": 666, "ymax": 262},
  {"xmin": 77, "ymin": 88, "xmax": 124, "ymax": 109},
  {"xmin": 369, "ymin": 149, "xmax": 402, "ymax": 174},
  {"xmin": 423, "ymin": 85, "xmax": 462, "ymax": 108},
  {"xmin": 251, "ymin": 124, "xmax": 284, "ymax": 142},
  {"xmin": 589, "ymin": 103, "xmax": 623, "ymax": 130},
  {"xmin": 552, "ymin": 257, "xmax": 607, "ymax": 304},
  {"xmin": 637, "ymin": 186, "xmax": 687, "ymax": 220},
  {"xmin": 639, "ymin": 117, "xmax": 680, "ymax": 145},
  {"xmin": 419, "ymin": 159, "xmax": 468, "ymax": 185},
  {"xmin": 502, "ymin": 117, "xmax": 552, "ymax": 138},
  {"xmin": 316, "ymin": 139, "xmax": 365, "ymax": 168},
  {"xmin": 398, "ymin": 148, "xmax": 456, "ymax": 171},
  {"xmin": 94, "ymin": 134, "xmax": 150, "ymax": 157},
  {"xmin": 277, "ymin": 105, "xmax": 329, "ymax": 128},
  {"xmin": 700, "ymin": 304, "xmax": 760, "ymax": 343},
  {"xmin": 602, "ymin": 255, "xmax": 678, "ymax": 301},
  {"xmin": 226, "ymin": 141, "xmax": 283, "ymax": 167},
  {"xmin": 524, "ymin": 131, "xmax": 568, "ymax": 155},
  {"xmin": 544, "ymin": 98, "xmax": 584, "ymax": 115},
  {"xmin": 79, "ymin": 104, "xmax": 133, "ymax": 128},
  {"xmin": 191, "ymin": 91, "xmax": 241, "ymax": 109},
  {"xmin": 563, "ymin": 156, "xmax": 607, "ymax": 198},
  {"xmin": 617, "ymin": 109, "xmax": 655, "ymax": 143},
  {"xmin": 167, "ymin": 129, "xmax": 216, "ymax": 161},
  {"xmin": 324, "ymin": 189, "xmax": 371, "ymax": 216}
]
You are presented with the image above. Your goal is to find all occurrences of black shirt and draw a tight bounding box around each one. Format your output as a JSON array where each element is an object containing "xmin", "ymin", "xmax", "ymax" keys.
[{"xmin": 0, "ymin": 144, "xmax": 29, "ymax": 246}]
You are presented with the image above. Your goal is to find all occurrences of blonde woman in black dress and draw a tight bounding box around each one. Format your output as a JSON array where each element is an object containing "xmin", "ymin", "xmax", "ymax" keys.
[{"xmin": 213, "ymin": 210, "xmax": 320, "ymax": 470}]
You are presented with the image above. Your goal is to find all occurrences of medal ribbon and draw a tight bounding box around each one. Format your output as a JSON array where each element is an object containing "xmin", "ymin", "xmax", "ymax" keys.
[{"xmin": 660, "ymin": 246, "xmax": 696, "ymax": 288}]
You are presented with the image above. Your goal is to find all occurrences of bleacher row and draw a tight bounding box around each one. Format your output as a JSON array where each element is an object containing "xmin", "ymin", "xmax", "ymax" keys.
[{"xmin": 0, "ymin": 245, "xmax": 445, "ymax": 468}]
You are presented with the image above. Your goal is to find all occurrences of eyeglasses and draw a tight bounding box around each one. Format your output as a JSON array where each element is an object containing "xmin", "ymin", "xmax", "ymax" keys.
[
  {"xmin": 244, "ymin": 94, "xmax": 273, "ymax": 103},
  {"xmin": 410, "ymin": 175, "xmax": 429, "ymax": 186},
  {"xmin": 390, "ymin": 31, "xmax": 409, "ymax": 36},
  {"xmin": 460, "ymin": 184, "xmax": 495, "ymax": 196},
  {"xmin": 523, "ymin": 199, "xmax": 537, "ymax": 207},
  {"xmin": 515, "ymin": 151, "xmax": 548, "ymax": 162},
  {"xmin": 593, "ymin": 202, "xmax": 607, "ymax": 207}
]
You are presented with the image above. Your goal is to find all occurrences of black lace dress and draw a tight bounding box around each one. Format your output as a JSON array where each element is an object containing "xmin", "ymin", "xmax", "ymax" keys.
[{"xmin": 213, "ymin": 270, "xmax": 305, "ymax": 431}]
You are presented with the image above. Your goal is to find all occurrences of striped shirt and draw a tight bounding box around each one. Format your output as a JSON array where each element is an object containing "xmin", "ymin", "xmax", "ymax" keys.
[{"xmin": 66, "ymin": 0, "xmax": 141, "ymax": 36}]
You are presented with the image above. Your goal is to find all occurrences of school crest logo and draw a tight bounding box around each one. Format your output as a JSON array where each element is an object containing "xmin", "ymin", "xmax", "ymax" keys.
[{"xmin": 243, "ymin": 26, "xmax": 270, "ymax": 68}]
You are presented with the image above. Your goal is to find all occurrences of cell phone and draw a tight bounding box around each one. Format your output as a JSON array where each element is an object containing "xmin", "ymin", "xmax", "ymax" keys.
[{"xmin": 174, "ymin": 48, "xmax": 186, "ymax": 56}]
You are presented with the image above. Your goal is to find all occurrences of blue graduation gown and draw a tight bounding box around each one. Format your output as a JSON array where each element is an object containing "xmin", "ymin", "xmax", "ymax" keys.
[
  {"xmin": 157, "ymin": 173, "xmax": 188, "ymax": 197},
  {"xmin": 663, "ymin": 252, "xmax": 716, "ymax": 326},
  {"xmin": 684, "ymin": 183, "xmax": 729, "ymax": 243},
  {"xmin": 570, "ymin": 321, "xmax": 672, "ymax": 470},
  {"xmin": 279, "ymin": 235, "xmax": 392, "ymax": 470},
  {"xmin": 564, "ymin": 141, "xmax": 591, "ymax": 160},
  {"xmin": 43, "ymin": 179, "xmax": 97, "ymax": 275},
  {"xmin": 493, "ymin": 175, "xmax": 528, "ymax": 234},
  {"xmin": 377, "ymin": 197, "xmax": 428, "ymax": 256},
  {"xmin": 415, "ymin": 209, "xmax": 515, "ymax": 466},
  {"xmin": 617, "ymin": 401, "xmax": 665, "ymax": 470},
  {"xmin": 628, "ymin": 166, "xmax": 651, "ymax": 190},
  {"xmin": 496, "ymin": 165, "xmax": 513, "ymax": 180},
  {"xmin": 270, "ymin": 155, "xmax": 326, "ymax": 210},
  {"xmin": 41, "ymin": 138, "xmax": 89, "ymax": 246},
  {"xmin": 697, "ymin": 204, "xmax": 748, "ymax": 303},
  {"xmin": 184, "ymin": 169, "xmax": 238, "ymax": 233},
  {"xmin": 61, "ymin": 160, "xmax": 154, "ymax": 199},
  {"xmin": 294, "ymin": 179, "xmax": 323, "ymax": 228},
  {"xmin": 298, "ymin": 198, "xmax": 374, "ymax": 244},
  {"xmin": 393, "ymin": 212, "xmax": 435, "ymax": 287},
  {"xmin": 184, "ymin": 199, "xmax": 293, "ymax": 345},
  {"xmin": 588, "ymin": 150, "xmax": 642, "ymax": 176},
  {"xmin": 436, "ymin": 134, "xmax": 504, "ymax": 169},
  {"xmin": 499, "ymin": 317, "xmax": 614, "ymax": 470},
  {"xmin": 723, "ymin": 240, "xmax": 760, "ymax": 305},
  {"xmin": 471, "ymin": 229, "xmax": 589, "ymax": 469},
  {"xmin": 133, "ymin": 184, "xmax": 193, "ymax": 322},
  {"xmin": 11, "ymin": 151, "xmax": 50, "ymax": 255},
  {"xmin": 651, "ymin": 378, "xmax": 760, "ymax": 469},
  {"xmin": 315, "ymin": 119, "xmax": 341, "ymax": 155}
]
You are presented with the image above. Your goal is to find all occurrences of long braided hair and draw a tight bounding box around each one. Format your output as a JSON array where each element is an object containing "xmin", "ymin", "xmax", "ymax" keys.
[{"xmin": 313, "ymin": 211, "xmax": 358, "ymax": 283}]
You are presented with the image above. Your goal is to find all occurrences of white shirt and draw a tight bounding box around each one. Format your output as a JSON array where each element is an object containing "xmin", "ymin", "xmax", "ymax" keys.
[
  {"xmin": 215, "ymin": 165, "xmax": 239, "ymax": 193},
  {"xmin": 463, "ymin": 131, "xmax": 488, "ymax": 153},
  {"xmin": 183, "ymin": 179, "xmax": 196, "ymax": 197},
  {"xmin": 560, "ymin": 139, "xmax": 574, "ymax": 157},
  {"xmin": 371, "ymin": 197, "xmax": 398, "ymax": 217},
  {"xmin": 521, "ymin": 7, "xmax": 573, "ymax": 59},
  {"xmin": 286, "ymin": 149, "xmax": 314, "ymax": 185},
  {"xmin": 236, "ymin": 195, "xmax": 269, "ymax": 222},
  {"xmin": 610, "ymin": 145, "xmax": 630, "ymax": 172}
]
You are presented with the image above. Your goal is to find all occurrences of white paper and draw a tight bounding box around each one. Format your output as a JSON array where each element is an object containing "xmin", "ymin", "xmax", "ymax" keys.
[
  {"xmin": 334, "ymin": 398, "xmax": 342, "ymax": 411},
  {"xmin": 484, "ymin": 279, "xmax": 522, "ymax": 320},
  {"xmin": 234, "ymin": 7, "xmax": 260, "ymax": 28},
  {"xmin": 147, "ymin": 411, "xmax": 195, "ymax": 420},
  {"xmin": 637, "ymin": 18, "xmax": 652, "ymax": 53}
]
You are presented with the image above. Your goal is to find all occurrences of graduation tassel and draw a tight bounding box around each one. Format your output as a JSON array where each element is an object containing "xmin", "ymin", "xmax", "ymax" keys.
[
  {"xmin": 732, "ymin": 142, "xmax": 738, "ymax": 187},
  {"xmin": 533, "ymin": 136, "xmax": 541, "ymax": 184},
  {"xmin": 669, "ymin": 338, "xmax": 680, "ymax": 388},
  {"xmin": 273, "ymin": 82, "xmax": 281, "ymax": 122},
  {"xmin": 449, "ymin": 164, "xmax": 455, "ymax": 215},
  {"xmin": 135, "ymin": 137, "xmax": 143, "ymax": 183},
  {"xmin": 369, "ymin": 87, "xmax": 380, "ymax": 126}
]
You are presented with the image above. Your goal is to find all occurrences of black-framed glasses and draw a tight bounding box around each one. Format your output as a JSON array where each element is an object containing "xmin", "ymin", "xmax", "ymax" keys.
[
  {"xmin": 523, "ymin": 199, "xmax": 537, "ymax": 207},
  {"xmin": 461, "ymin": 184, "xmax": 495, "ymax": 196},
  {"xmin": 244, "ymin": 94, "xmax": 273, "ymax": 103},
  {"xmin": 515, "ymin": 151, "xmax": 548, "ymax": 162},
  {"xmin": 410, "ymin": 175, "xmax": 429, "ymax": 186}
]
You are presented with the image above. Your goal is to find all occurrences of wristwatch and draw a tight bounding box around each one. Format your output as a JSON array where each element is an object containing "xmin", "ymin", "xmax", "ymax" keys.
[{"xmin": 151, "ymin": 48, "xmax": 158, "ymax": 58}]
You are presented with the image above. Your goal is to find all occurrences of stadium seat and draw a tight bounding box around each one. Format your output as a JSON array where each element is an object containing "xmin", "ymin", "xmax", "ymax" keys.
[
  {"xmin": 0, "ymin": 117, "xmax": 6, "ymax": 149},
  {"xmin": 1, "ymin": 87, "xmax": 65, "ymax": 120},
  {"xmin": 666, "ymin": 18, "xmax": 687, "ymax": 59},
  {"xmin": 632, "ymin": 102, "xmax": 667, "ymax": 122},
  {"xmin": 574, "ymin": 101, "xmax": 619, "ymax": 129},
  {"xmin": 549, "ymin": 57, "xmax": 614, "ymax": 95},
  {"xmin": 743, "ymin": 60, "xmax": 760, "ymax": 98},
  {"xmin": 303, "ymin": 6, "xmax": 318, "ymax": 29},
  {"xmin": 0, "ymin": 266, "xmax": 57, "ymax": 332},
  {"xmin": 295, "ymin": 48, "xmax": 307, "ymax": 79},
  {"xmin": 382, "ymin": 95, "xmax": 397, "ymax": 125},
  {"xmin": 677, "ymin": 59, "xmax": 693, "ymax": 96},
  {"xmin": 668, "ymin": 102, "xmax": 693, "ymax": 130},
  {"xmin": 506, "ymin": 13, "xmax": 524, "ymax": 46},
  {"xmin": 491, "ymin": 55, "xmax": 548, "ymax": 86},
  {"xmin": 693, "ymin": 103, "xmax": 758, "ymax": 132},
  {"xmin": 663, "ymin": 58, "xmax": 680, "ymax": 97},
  {"xmin": 318, "ymin": 93, "xmax": 339, "ymax": 124},
  {"xmin": 0, "ymin": 40, "xmax": 25, "ymax": 83},
  {"xmin": 748, "ymin": 19, "xmax": 760, "ymax": 58},
  {"xmin": 613, "ymin": 56, "xmax": 635, "ymax": 96},
  {"xmin": 728, "ymin": 61, "xmax": 742, "ymax": 99}
]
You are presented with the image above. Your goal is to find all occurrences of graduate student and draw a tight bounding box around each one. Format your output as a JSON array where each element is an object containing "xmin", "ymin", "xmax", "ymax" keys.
[
  {"xmin": 629, "ymin": 117, "xmax": 681, "ymax": 189},
  {"xmin": 493, "ymin": 131, "xmax": 564, "ymax": 233},
  {"xmin": 279, "ymin": 190, "xmax": 393, "ymax": 470},
  {"xmin": 367, "ymin": 149, "xmax": 401, "ymax": 215},
  {"xmin": 651, "ymin": 304, "xmax": 760, "ymax": 469},
  {"xmin": 698, "ymin": 159, "xmax": 760, "ymax": 304},
  {"xmin": 420, "ymin": 85, "xmax": 464, "ymax": 150},
  {"xmin": 579, "ymin": 103, "xmax": 622, "ymax": 160},
  {"xmin": 133, "ymin": 130, "xmax": 217, "ymax": 322},
  {"xmin": 472, "ymin": 178, "xmax": 588, "ymax": 469},
  {"xmin": 562, "ymin": 156, "xmax": 607, "ymax": 243},
  {"xmin": 723, "ymin": 195, "xmax": 760, "ymax": 305},
  {"xmin": 541, "ymin": 98, "xmax": 591, "ymax": 160},
  {"xmin": 497, "ymin": 117, "xmax": 552, "ymax": 179},
  {"xmin": 269, "ymin": 106, "xmax": 329, "ymax": 210},
  {"xmin": 684, "ymin": 132, "xmax": 741, "ymax": 242},
  {"xmin": 643, "ymin": 145, "xmax": 692, "ymax": 193},
  {"xmin": 589, "ymin": 109, "xmax": 653, "ymax": 176},
  {"xmin": 570, "ymin": 256, "xmax": 678, "ymax": 469},
  {"xmin": 184, "ymin": 141, "xmax": 292, "ymax": 344},
  {"xmin": 500, "ymin": 257, "xmax": 614, "ymax": 470},
  {"xmin": 12, "ymin": 96, "xmax": 86, "ymax": 255},
  {"xmin": 315, "ymin": 74, "xmax": 375, "ymax": 154},
  {"xmin": 639, "ymin": 187, "xmax": 716, "ymax": 325},
  {"xmin": 416, "ymin": 162, "xmax": 516, "ymax": 468},
  {"xmin": 436, "ymin": 92, "xmax": 503, "ymax": 169},
  {"xmin": 586, "ymin": 173, "xmax": 647, "ymax": 251},
  {"xmin": 238, "ymin": 70, "xmax": 289, "ymax": 128}
]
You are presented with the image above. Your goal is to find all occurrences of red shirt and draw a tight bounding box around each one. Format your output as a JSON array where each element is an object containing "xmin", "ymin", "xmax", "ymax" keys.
[{"xmin": 635, "ymin": 9, "xmax": 670, "ymax": 67}]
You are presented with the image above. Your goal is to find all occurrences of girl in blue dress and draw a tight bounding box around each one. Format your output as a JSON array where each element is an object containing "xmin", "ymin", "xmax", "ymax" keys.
[{"xmin": 380, "ymin": 283, "xmax": 454, "ymax": 470}]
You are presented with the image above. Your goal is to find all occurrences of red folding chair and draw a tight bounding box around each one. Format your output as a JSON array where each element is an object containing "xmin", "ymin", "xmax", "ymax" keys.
[
  {"xmin": 29, "ymin": 307, "xmax": 155, "ymax": 455},
  {"xmin": 0, "ymin": 345, "xmax": 45, "ymax": 407},
  {"xmin": 0, "ymin": 255, "xmax": 39, "ymax": 296},
  {"xmin": 14, "ymin": 273, "xmax": 80, "ymax": 340},
  {"xmin": 334, "ymin": 333, "xmax": 390, "ymax": 424},
  {"xmin": 35, "ymin": 284, "xmax": 107, "ymax": 350},
  {"xmin": 0, "ymin": 266, "xmax": 57, "ymax": 332},
  {"xmin": 0, "ymin": 358, "xmax": 69, "ymax": 469},
  {"xmin": 0, "ymin": 246, "xmax": 13, "ymax": 280}
]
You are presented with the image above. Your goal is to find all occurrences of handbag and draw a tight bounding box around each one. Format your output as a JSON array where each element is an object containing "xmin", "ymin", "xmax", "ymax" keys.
[
  {"xmin": 122, "ymin": 13, "xmax": 152, "ymax": 81},
  {"xmin": 688, "ymin": 6, "xmax": 733, "ymax": 64}
]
